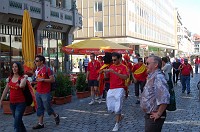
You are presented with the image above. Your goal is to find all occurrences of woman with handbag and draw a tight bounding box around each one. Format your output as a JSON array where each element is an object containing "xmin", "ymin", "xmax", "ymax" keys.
[{"xmin": 0, "ymin": 62, "xmax": 28, "ymax": 132}]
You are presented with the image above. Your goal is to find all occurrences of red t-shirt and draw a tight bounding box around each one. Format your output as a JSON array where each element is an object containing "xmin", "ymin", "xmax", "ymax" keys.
[
  {"xmin": 195, "ymin": 58, "xmax": 200, "ymax": 64},
  {"xmin": 9, "ymin": 77, "xmax": 25, "ymax": 103},
  {"xmin": 109, "ymin": 64, "xmax": 128, "ymax": 89},
  {"xmin": 36, "ymin": 66, "xmax": 52, "ymax": 94},
  {"xmin": 181, "ymin": 64, "xmax": 192, "ymax": 76},
  {"xmin": 132, "ymin": 63, "xmax": 147, "ymax": 81},
  {"xmin": 122, "ymin": 60, "xmax": 132, "ymax": 71},
  {"xmin": 87, "ymin": 60, "xmax": 100, "ymax": 80}
]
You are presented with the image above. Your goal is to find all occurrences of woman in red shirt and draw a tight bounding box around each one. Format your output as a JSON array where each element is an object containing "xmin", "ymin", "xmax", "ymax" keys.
[{"xmin": 0, "ymin": 62, "xmax": 28, "ymax": 132}]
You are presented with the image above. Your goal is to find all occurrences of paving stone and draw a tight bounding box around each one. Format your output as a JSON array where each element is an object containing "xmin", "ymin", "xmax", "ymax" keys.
[{"xmin": 1, "ymin": 74, "xmax": 200, "ymax": 131}]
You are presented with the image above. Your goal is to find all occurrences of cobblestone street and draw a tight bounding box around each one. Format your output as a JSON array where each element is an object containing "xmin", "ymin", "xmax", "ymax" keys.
[{"xmin": 1, "ymin": 74, "xmax": 200, "ymax": 132}]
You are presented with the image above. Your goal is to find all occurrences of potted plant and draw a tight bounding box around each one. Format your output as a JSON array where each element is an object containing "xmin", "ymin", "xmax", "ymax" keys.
[
  {"xmin": 53, "ymin": 72, "xmax": 73, "ymax": 105},
  {"xmin": 75, "ymin": 73, "xmax": 90, "ymax": 99},
  {"xmin": 0, "ymin": 79, "xmax": 11, "ymax": 114},
  {"xmin": 0, "ymin": 79, "xmax": 34, "ymax": 115}
]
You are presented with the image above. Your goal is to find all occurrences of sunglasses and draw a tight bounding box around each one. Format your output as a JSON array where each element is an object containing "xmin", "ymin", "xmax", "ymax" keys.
[
  {"xmin": 112, "ymin": 59, "xmax": 117, "ymax": 61},
  {"xmin": 146, "ymin": 62, "xmax": 156, "ymax": 65},
  {"xmin": 35, "ymin": 60, "xmax": 40, "ymax": 62}
]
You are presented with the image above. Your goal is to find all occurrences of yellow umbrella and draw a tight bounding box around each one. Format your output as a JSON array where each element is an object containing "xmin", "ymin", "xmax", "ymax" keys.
[
  {"xmin": 62, "ymin": 37, "xmax": 133, "ymax": 55},
  {"xmin": 22, "ymin": 9, "xmax": 35, "ymax": 73}
]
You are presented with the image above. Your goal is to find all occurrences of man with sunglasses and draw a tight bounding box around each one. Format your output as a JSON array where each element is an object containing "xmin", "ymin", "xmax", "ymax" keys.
[
  {"xmin": 104, "ymin": 52, "xmax": 128, "ymax": 131},
  {"xmin": 140, "ymin": 55, "xmax": 170, "ymax": 132},
  {"xmin": 132, "ymin": 57, "xmax": 147, "ymax": 104},
  {"xmin": 32, "ymin": 55, "xmax": 60, "ymax": 129}
]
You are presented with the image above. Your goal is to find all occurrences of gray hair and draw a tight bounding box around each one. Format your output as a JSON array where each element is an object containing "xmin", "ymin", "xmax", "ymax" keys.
[{"xmin": 148, "ymin": 55, "xmax": 162, "ymax": 69}]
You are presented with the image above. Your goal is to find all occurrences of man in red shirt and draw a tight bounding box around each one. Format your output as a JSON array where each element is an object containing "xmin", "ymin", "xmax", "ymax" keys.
[
  {"xmin": 179, "ymin": 59, "xmax": 193, "ymax": 94},
  {"xmin": 104, "ymin": 52, "xmax": 128, "ymax": 131},
  {"xmin": 132, "ymin": 57, "xmax": 147, "ymax": 104},
  {"xmin": 86, "ymin": 53, "xmax": 101, "ymax": 105},
  {"xmin": 32, "ymin": 55, "xmax": 60, "ymax": 129}
]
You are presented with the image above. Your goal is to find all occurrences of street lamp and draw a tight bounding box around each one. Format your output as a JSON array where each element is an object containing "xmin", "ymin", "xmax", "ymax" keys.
[{"xmin": 46, "ymin": 22, "xmax": 52, "ymax": 67}]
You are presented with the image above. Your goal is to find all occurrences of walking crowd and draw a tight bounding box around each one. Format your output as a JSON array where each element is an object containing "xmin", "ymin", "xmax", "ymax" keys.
[{"xmin": 0, "ymin": 53, "xmax": 197, "ymax": 132}]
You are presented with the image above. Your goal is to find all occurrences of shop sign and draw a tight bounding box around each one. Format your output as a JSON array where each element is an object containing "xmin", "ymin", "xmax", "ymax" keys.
[{"xmin": 8, "ymin": 17, "xmax": 22, "ymax": 24}]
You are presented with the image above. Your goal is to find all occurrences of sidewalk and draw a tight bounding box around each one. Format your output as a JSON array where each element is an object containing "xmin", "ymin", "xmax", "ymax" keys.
[{"xmin": 0, "ymin": 74, "xmax": 200, "ymax": 132}]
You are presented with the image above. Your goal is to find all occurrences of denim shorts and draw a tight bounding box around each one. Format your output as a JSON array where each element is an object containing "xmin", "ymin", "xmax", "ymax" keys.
[{"xmin": 35, "ymin": 92, "xmax": 54, "ymax": 116}]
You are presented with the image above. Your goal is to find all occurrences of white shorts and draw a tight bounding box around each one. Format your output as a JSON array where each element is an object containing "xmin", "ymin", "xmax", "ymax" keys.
[{"xmin": 106, "ymin": 88, "xmax": 125, "ymax": 114}]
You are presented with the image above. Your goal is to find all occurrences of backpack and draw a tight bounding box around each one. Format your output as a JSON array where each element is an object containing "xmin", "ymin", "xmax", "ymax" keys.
[
  {"xmin": 9, "ymin": 77, "xmax": 33, "ymax": 106},
  {"xmin": 153, "ymin": 72, "xmax": 176, "ymax": 111},
  {"xmin": 45, "ymin": 66, "xmax": 57, "ymax": 91}
]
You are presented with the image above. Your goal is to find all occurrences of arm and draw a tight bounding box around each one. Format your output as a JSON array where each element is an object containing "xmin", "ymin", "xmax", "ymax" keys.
[
  {"xmin": 43, "ymin": 75, "xmax": 55, "ymax": 83},
  {"xmin": 86, "ymin": 71, "xmax": 89, "ymax": 82},
  {"xmin": 19, "ymin": 75, "xmax": 28, "ymax": 88},
  {"xmin": 178, "ymin": 64, "xmax": 183, "ymax": 70},
  {"xmin": 150, "ymin": 104, "xmax": 168, "ymax": 121},
  {"xmin": 0, "ymin": 83, "xmax": 9, "ymax": 107},
  {"xmin": 108, "ymin": 69, "xmax": 128, "ymax": 80}
]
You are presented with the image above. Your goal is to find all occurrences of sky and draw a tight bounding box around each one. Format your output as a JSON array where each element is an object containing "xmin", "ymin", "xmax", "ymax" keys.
[{"xmin": 174, "ymin": 0, "xmax": 200, "ymax": 34}]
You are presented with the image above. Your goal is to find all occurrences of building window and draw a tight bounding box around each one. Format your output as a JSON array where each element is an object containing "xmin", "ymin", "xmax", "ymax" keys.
[
  {"xmin": 95, "ymin": 1, "xmax": 102, "ymax": 12},
  {"xmin": 0, "ymin": 36, "xmax": 6, "ymax": 42},
  {"xmin": 95, "ymin": 22, "xmax": 103, "ymax": 31}
]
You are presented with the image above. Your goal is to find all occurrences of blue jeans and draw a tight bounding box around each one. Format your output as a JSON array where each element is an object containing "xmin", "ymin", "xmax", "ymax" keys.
[
  {"xmin": 181, "ymin": 75, "xmax": 190, "ymax": 93},
  {"xmin": 10, "ymin": 102, "xmax": 27, "ymax": 132},
  {"xmin": 35, "ymin": 92, "xmax": 54, "ymax": 116}
]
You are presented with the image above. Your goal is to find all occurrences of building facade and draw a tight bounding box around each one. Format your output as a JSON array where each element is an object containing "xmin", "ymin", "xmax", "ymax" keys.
[
  {"xmin": 74, "ymin": 0, "xmax": 177, "ymax": 58},
  {"xmin": 193, "ymin": 34, "xmax": 200, "ymax": 54},
  {"xmin": 176, "ymin": 9, "xmax": 194, "ymax": 57},
  {"xmin": 0, "ymin": 0, "xmax": 82, "ymax": 78}
]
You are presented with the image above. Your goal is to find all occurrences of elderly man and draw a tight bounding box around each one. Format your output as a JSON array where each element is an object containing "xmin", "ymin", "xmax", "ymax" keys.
[{"xmin": 140, "ymin": 55, "xmax": 170, "ymax": 132}]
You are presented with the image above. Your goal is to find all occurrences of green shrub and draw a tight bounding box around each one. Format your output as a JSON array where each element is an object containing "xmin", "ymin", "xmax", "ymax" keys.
[{"xmin": 54, "ymin": 72, "xmax": 72, "ymax": 97}]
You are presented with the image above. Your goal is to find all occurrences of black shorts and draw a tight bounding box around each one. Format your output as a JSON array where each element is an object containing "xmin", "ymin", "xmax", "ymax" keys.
[{"xmin": 88, "ymin": 80, "xmax": 99, "ymax": 87}]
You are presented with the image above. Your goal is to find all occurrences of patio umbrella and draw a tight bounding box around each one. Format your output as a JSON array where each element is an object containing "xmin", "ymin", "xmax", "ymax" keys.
[
  {"xmin": 22, "ymin": 9, "xmax": 35, "ymax": 74},
  {"xmin": 62, "ymin": 37, "xmax": 133, "ymax": 55}
]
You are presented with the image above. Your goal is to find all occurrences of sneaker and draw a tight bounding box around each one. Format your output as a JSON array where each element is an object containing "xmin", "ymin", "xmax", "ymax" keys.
[
  {"xmin": 112, "ymin": 123, "xmax": 119, "ymax": 131},
  {"xmin": 135, "ymin": 100, "xmax": 140, "ymax": 104},
  {"xmin": 32, "ymin": 123, "xmax": 44, "ymax": 129},
  {"xmin": 89, "ymin": 100, "xmax": 95, "ymax": 105},
  {"xmin": 55, "ymin": 114, "xmax": 60, "ymax": 125}
]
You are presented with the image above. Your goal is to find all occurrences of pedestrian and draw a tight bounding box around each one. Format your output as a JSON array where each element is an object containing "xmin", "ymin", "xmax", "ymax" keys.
[
  {"xmin": 132, "ymin": 57, "xmax": 147, "ymax": 104},
  {"xmin": 104, "ymin": 52, "xmax": 129, "ymax": 131},
  {"xmin": 162, "ymin": 57, "xmax": 174, "ymax": 91},
  {"xmin": 194, "ymin": 56, "xmax": 199, "ymax": 74},
  {"xmin": 83, "ymin": 55, "xmax": 89, "ymax": 73},
  {"xmin": 86, "ymin": 53, "xmax": 101, "ymax": 105},
  {"xmin": 172, "ymin": 58, "xmax": 181, "ymax": 84},
  {"xmin": 140, "ymin": 55, "xmax": 170, "ymax": 132},
  {"xmin": 78, "ymin": 59, "xmax": 83, "ymax": 73},
  {"xmin": 0, "ymin": 62, "xmax": 28, "ymax": 132},
  {"xmin": 53, "ymin": 56, "xmax": 60, "ymax": 73},
  {"xmin": 32, "ymin": 55, "xmax": 60, "ymax": 129},
  {"xmin": 179, "ymin": 58, "xmax": 193, "ymax": 94},
  {"xmin": 162, "ymin": 57, "xmax": 173, "ymax": 82}
]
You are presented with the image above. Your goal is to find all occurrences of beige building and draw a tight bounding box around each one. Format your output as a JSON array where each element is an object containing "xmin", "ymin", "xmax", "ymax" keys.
[{"xmin": 74, "ymin": 0, "xmax": 177, "ymax": 57}]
